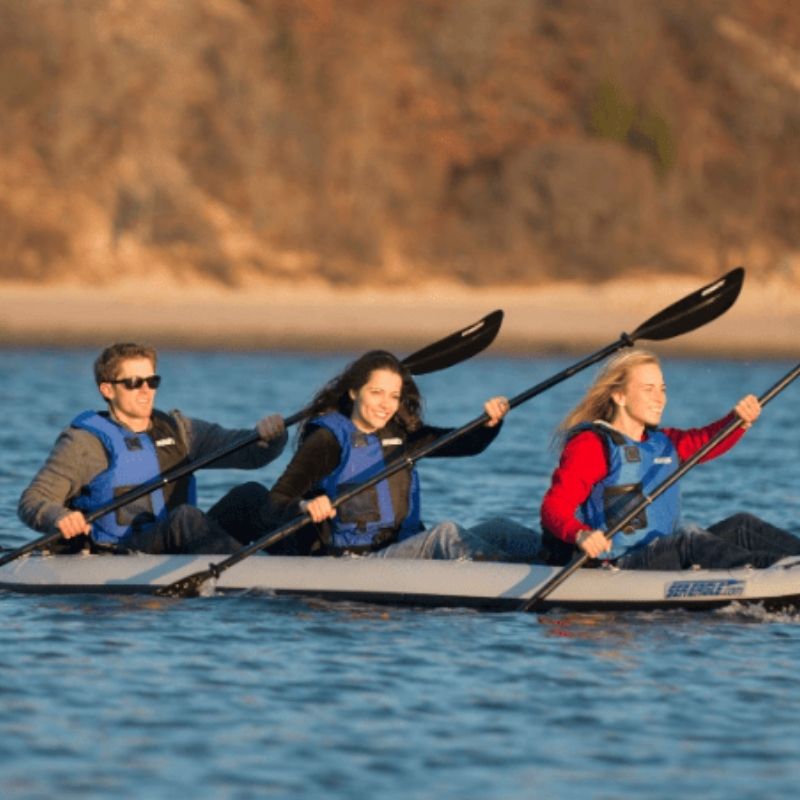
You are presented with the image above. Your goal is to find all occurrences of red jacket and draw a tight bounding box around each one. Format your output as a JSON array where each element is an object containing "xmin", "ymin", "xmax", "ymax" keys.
[{"xmin": 540, "ymin": 414, "xmax": 745, "ymax": 544}]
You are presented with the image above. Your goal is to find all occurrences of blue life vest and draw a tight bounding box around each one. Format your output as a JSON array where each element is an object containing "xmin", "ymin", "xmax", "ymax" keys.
[
  {"xmin": 70, "ymin": 410, "xmax": 197, "ymax": 545},
  {"xmin": 575, "ymin": 422, "xmax": 681, "ymax": 560},
  {"xmin": 311, "ymin": 413, "xmax": 422, "ymax": 552}
]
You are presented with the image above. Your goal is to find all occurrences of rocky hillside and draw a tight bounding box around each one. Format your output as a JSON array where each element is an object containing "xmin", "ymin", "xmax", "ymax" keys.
[{"xmin": 1, "ymin": 0, "xmax": 798, "ymax": 288}]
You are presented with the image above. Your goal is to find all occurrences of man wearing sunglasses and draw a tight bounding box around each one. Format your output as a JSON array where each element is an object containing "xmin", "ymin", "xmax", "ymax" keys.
[{"xmin": 18, "ymin": 342, "xmax": 287, "ymax": 554}]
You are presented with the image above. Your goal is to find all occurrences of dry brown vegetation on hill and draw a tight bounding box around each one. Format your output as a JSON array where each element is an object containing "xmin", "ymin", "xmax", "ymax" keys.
[{"xmin": 0, "ymin": 0, "xmax": 798, "ymax": 289}]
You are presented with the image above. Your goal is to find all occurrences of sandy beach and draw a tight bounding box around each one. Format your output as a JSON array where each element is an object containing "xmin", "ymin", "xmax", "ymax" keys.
[{"xmin": 1, "ymin": 274, "xmax": 797, "ymax": 359}]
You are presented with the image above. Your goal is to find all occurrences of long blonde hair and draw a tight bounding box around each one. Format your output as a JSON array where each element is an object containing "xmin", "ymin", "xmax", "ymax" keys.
[{"xmin": 555, "ymin": 349, "xmax": 661, "ymax": 446}]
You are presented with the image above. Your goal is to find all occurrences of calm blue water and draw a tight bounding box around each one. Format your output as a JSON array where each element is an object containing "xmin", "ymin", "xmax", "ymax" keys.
[{"xmin": 2, "ymin": 348, "xmax": 800, "ymax": 800}]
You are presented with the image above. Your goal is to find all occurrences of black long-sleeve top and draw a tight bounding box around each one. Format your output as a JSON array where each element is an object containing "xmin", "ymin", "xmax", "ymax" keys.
[{"xmin": 269, "ymin": 417, "xmax": 503, "ymax": 525}]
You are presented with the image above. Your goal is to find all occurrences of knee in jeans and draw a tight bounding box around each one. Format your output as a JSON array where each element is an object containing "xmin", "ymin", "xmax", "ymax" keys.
[
  {"xmin": 433, "ymin": 521, "xmax": 463, "ymax": 543},
  {"xmin": 678, "ymin": 523, "xmax": 706, "ymax": 536}
]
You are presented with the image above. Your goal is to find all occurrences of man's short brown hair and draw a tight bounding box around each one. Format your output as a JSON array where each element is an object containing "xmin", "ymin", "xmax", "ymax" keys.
[{"xmin": 94, "ymin": 343, "xmax": 158, "ymax": 385}]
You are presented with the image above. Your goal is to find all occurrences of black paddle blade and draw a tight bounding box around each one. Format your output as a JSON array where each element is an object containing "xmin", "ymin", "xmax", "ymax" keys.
[
  {"xmin": 155, "ymin": 570, "xmax": 214, "ymax": 598},
  {"xmin": 402, "ymin": 310, "xmax": 503, "ymax": 375},
  {"xmin": 631, "ymin": 267, "xmax": 744, "ymax": 342}
]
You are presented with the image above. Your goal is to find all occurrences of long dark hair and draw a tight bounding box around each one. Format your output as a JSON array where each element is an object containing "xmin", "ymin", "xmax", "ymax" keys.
[{"xmin": 299, "ymin": 350, "xmax": 423, "ymax": 441}]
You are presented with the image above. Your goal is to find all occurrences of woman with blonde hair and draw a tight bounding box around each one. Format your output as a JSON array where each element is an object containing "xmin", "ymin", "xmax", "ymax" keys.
[
  {"xmin": 539, "ymin": 348, "xmax": 800, "ymax": 569},
  {"xmin": 554, "ymin": 349, "xmax": 663, "ymax": 441}
]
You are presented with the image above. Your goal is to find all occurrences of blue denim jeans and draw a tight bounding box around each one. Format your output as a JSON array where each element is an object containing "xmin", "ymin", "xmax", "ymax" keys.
[
  {"xmin": 371, "ymin": 517, "xmax": 541, "ymax": 562},
  {"xmin": 616, "ymin": 513, "xmax": 800, "ymax": 571}
]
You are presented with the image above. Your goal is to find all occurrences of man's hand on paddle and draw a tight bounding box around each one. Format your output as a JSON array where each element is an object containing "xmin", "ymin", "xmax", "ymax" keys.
[
  {"xmin": 57, "ymin": 510, "xmax": 92, "ymax": 539},
  {"xmin": 256, "ymin": 413, "xmax": 286, "ymax": 443}
]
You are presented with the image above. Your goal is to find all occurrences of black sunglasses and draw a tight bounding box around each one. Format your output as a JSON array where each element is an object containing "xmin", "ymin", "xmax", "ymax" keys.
[{"xmin": 109, "ymin": 375, "xmax": 162, "ymax": 390}]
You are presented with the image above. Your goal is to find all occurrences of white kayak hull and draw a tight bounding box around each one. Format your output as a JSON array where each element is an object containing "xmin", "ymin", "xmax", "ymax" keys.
[{"xmin": 2, "ymin": 552, "xmax": 800, "ymax": 611}]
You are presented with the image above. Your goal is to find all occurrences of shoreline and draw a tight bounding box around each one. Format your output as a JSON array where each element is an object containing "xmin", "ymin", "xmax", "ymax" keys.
[{"xmin": 1, "ymin": 276, "xmax": 798, "ymax": 359}]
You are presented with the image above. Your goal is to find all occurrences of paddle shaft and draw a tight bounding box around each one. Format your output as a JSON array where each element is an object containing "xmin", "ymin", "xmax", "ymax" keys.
[
  {"xmin": 1, "ymin": 311, "xmax": 504, "ymax": 569},
  {"xmin": 520, "ymin": 360, "xmax": 800, "ymax": 612}
]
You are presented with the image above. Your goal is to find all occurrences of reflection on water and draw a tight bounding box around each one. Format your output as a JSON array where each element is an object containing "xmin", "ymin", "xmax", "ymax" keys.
[{"xmin": 2, "ymin": 350, "xmax": 800, "ymax": 799}]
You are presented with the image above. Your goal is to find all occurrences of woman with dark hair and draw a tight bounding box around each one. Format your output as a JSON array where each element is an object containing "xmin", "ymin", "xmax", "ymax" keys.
[{"xmin": 265, "ymin": 350, "xmax": 538, "ymax": 560}]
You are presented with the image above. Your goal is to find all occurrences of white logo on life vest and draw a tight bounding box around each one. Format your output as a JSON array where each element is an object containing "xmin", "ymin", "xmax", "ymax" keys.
[
  {"xmin": 155, "ymin": 437, "xmax": 176, "ymax": 447},
  {"xmin": 654, "ymin": 457, "xmax": 673, "ymax": 464},
  {"xmin": 381, "ymin": 437, "xmax": 402, "ymax": 446}
]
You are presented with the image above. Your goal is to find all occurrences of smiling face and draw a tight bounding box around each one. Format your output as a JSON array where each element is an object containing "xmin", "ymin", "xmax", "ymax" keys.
[
  {"xmin": 349, "ymin": 368, "xmax": 403, "ymax": 433},
  {"xmin": 611, "ymin": 361, "xmax": 667, "ymax": 437},
  {"xmin": 98, "ymin": 356, "xmax": 158, "ymax": 432}
]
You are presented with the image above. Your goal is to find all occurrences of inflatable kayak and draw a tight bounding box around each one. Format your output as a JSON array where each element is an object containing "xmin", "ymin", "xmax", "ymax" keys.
[{"xmin": 1, "ymin": 551, "xmax": 799, "ymax": 612}]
